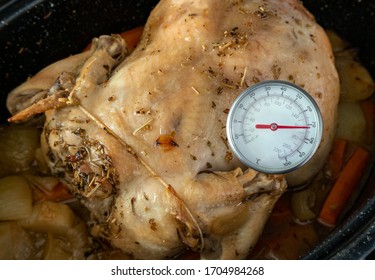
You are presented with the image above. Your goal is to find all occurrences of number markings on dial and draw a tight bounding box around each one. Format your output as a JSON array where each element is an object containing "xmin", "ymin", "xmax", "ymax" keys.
[{"xmin": 227, "ymin": 81, "xmax": 322, "ymax": 174}]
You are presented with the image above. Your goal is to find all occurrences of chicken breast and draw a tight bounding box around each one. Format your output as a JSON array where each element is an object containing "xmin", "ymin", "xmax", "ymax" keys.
[{"xmin": 7, "ymin": 0, "xmax": 339, "ymax": 259}]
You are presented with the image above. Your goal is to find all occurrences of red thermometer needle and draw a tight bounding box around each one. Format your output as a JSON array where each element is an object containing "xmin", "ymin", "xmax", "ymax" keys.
[{"xmin": 255, "ymin": 123, "xmax": 310, "ymax": 131}]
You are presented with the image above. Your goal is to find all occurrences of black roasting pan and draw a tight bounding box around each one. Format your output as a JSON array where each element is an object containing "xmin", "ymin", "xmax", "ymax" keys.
[{"xmin": 1, "ymin": 0, "xmax": 375, "ymax": 259}]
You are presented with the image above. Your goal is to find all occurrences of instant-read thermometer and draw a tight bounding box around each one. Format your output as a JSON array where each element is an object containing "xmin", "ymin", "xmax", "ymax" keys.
[{"xmin": 226, "ymin": 80, "xmax": 323, "ymax": 174}]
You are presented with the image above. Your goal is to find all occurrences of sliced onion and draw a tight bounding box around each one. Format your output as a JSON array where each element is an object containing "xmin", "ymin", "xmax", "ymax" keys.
[
  {"xmin": 291, "ymin": 188, "xmax": 316, "ymax": 223},
  {"xmin": 336, "ymin": 102, "xmax": 367, "ymax": 144},
  {"xmin": 326, "ymin": 30, "xmax": 349, "ymax": 53},
  {"xmin": 336, "ymin": 55, "xmax": 375, "ymax": 102}
]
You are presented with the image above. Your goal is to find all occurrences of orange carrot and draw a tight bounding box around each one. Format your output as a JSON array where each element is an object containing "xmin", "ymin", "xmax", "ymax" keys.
[
  {"xmin": 361, "ymin": 98, "xmax": 375, "ymax": 144},
  {"xmin": 361, "ymin": 98, "xmax": 375, "ymax": 124},
  {"xmin": 318, "ymin": 146, "xmax": 371, "ymax": 227},
  {"xmin": 83, "ymin": 26, "xmax": 144, "ymax": 52},
  {"xmin": 328, "ymin": 138, "xmax": 347, "ymax": 180},
  {"xmin": 119, "ymin": 25, "xmax": 144, "ymax": 51},
  {"xmin": 33, "ymin": 182, "xmax": 74, "ymax": 203}
]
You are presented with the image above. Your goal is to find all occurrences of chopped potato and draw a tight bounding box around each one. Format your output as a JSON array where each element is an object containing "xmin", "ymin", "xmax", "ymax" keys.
[
  {"xmin": 19, "ymin": 201, "xmax": 90, "ymax": 259},
  {"xmin": 0, "ymin": 176, "xmax": 32, "ymax": 220},
  {"xmin": 336, "ymin": 102, "xmax": 367, "ymax": 144},
  {"xmin": 336, "ymin": 56, "xmax": 375, "ymax": 101},
  {"xmin": 19, "ymin": 201, "xmax": 77, "ymax": 234},
  {"xmin": 0, "ymin": 125, "xmax": 40, "ymax": 177},
  {"xmin": 326, "ymin": 30, "xmax": 349, "ymax": 53}
]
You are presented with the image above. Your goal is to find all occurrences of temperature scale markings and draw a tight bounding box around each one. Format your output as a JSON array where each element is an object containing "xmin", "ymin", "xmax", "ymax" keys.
[{"xmin": 227, "ymin": 81, "xmax": 322, "ymax": 174}]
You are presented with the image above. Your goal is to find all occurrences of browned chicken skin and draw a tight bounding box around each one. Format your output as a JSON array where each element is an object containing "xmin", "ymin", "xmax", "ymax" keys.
[{"xmin": 7, "ymin": 0, "xmax": 339, "ymax": 259}]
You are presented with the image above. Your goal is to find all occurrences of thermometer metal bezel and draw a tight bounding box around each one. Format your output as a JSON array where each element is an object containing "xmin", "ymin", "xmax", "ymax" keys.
[{"xmin": 226, "ymin": 80, "xmax": 323, "ymax": 174}]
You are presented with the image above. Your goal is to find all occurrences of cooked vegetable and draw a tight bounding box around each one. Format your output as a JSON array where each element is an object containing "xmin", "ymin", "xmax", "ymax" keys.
[
  {"xmin": 291, "ymin": 188, "xmax": 316, "ymax": 223},
  {"xmin": 23, "ymin": 171, "xmax": 74, "ymax": 203},
  {"xmin": 0, "ymin": 125, "xmax": 40, "ymax": 177},
  {"xmin": 326, "ymin": 29, "xmax": 349, "ymax": 53},
  {"xmin": 250, "ymin": 195, "xmax": 320, "ymax": 260},
  {"xmin": 335, "ymin": 55, "xmax": 375, "ymax": 101},
  {"xmin": 84, "ymin": 25, "xmax": 144, "ymax": 52},
  {"xmin": 19, "ymin": 201, "xmax": 76, "ymax": 234},
  {"xmin": 336, "ymin": 102, "xmax": 367, "ymax": 143},
  {"xmin": 18, "ymin": 201, "xmax": 89, "ymax": 259},
  {"xmin": 23, "ymin": 172, "xmax": 60, "ymax": 193},
  {"xmin": 290, "ymin": 169, "xmax": 334, "ymax": 224},
  {"xmin": 32, "ymin": 182, "xmax": 74, "ymax": 203},
  {"xmin": 120, "ymin": 25, "xmax": 144, "ymax": 51},
  {"xmin": 0, "ymin": 176, "xmax": 32, "ymax": 220},
  {"xmin": 0, "ymin": 222, "xmax": 35, "ymax": 260},
  {"xmin": 42, "ymin": 233, "xmax": 73, "ymax": 260},
  {"xmin": 34, "ymin": 147, "xmax": 50, "ymax": 174},
  {"xmin": 66, "ymin": 218, "xmax": 90, "ymax": 259},
  {"xmin": 361, "ymin": 98, "xmax": 375, "ymax": 145},
  {"xmin": 328, "ymin": 138, "xmax": 348, "ymax": 180},
  {"xmin": 318, "ymin": 146, "xmax": 371, "ymax": 227}
]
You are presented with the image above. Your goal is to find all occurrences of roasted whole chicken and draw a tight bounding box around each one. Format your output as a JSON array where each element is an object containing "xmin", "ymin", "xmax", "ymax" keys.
[{"xmin": 6, "ymin": 0, "xmax": 339, "ymax": 259}]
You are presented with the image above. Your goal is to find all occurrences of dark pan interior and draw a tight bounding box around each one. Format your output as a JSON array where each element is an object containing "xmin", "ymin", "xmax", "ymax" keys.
[{"xmin": 1, "ymin": 0, "xmax": 375, "ymax": 259}]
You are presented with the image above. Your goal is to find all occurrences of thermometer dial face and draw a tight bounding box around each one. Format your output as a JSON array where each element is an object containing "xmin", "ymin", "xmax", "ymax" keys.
[{"xmin": 227, "ymin": 80, "xmax": 323, "ymax": 174}]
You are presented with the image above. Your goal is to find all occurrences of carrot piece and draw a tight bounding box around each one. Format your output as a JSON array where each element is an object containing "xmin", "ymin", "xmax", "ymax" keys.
[
  {"xmin": 318, "ymin": 146, "xmax": 371, "ymax": 227},
  {"xmin": 119, "ymin": 25, "xmax": 144, "ymax": 51},
  {"xmin": 33, "ymin": 182, "xmax": 74, "ymax": 203},
  {"xmin": 83, "ymin": 26, "xmax": 144, "ymax": 52},
  {"xmin": 328, "ymin": 138, "xmax": 347, "ymax": 179},
  {"xmin": 361, "ymin": 98, "xmax": 375, "ymax": 124},
  {"xmin": 360, "ymin": 98, "xmax": 375, "ymax": 143}
]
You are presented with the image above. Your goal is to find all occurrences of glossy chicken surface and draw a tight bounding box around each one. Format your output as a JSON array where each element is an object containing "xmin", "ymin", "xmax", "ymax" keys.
[{"xmin": 7, "ymin": 0, "xmax": 339, "ymax": 259}]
